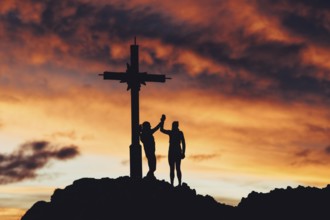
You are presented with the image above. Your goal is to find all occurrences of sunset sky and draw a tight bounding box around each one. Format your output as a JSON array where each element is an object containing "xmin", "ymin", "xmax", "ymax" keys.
[{"xmin": 0, "ymin": 0, "xmax": 330, "ymax": 219}]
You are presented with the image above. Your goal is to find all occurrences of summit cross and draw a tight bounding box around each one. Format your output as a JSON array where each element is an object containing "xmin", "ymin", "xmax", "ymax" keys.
[{"xmin": 99, "ymin": 38, "xmax": 171, "ymax": 179}]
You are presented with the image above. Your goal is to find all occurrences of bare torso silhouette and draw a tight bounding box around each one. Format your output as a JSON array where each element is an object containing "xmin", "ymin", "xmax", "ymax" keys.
[
  {"xmin": 140, "ymin": 118, "xmax": 163, "ymax": 178},
  {"xmin": 161, "ymin": 121, "xmax": 185, "ymax": 186},
  {"xmin": 140, "ymin": 125, "xmax": 159, "ymax": 156},
  {"xmin": 163, "ymin": 130, "xmax": 184, "ymax": 160}
]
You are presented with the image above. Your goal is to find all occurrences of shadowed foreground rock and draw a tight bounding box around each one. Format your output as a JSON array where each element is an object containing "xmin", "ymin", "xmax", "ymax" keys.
[
  {"xmin": 21, "ymin": 176, "xmax": 234, "ymax": 220},
  {"xmin": 21, "ymin": 176, "xmax": 330, "ymax": 220},
  {"xmin": 238, "ymin": 185, "xmax": 330, "ymax": 219}
]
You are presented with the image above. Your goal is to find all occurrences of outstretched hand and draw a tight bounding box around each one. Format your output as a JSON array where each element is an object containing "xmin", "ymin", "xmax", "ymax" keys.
[{"xmin": 161, "ymin": 114, "xmax": 166, "ymax": 122}]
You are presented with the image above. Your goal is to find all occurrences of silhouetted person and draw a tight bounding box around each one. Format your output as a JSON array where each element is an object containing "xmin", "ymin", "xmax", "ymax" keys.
[
  {"xmin": 140, "ymin": 115, "xmax": 165, "ymax": 178},
  {"xmin": 161, "ymin": 117, "xmax": 186, "ymax": 186}
]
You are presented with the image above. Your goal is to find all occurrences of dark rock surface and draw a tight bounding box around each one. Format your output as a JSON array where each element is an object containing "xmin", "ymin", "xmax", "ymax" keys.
[
  {"xmin": 237, "ymin": 185, "xmax": 330, "ymax": 219},
  {"xmin": 21, "ymin": 176, "xmax": 330, "ymax": 220},
  {"xmin": 21, "ymin": 176, "xmax": 234, "ymax": 220}
]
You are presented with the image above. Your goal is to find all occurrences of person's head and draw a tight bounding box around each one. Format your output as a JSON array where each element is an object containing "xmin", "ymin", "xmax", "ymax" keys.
[
  {"xmin": 142, "ymin": 121, "xmax": 151, "ymax": 131},
  {"xmin": 172, "ymin": 121, "xmax": 179, "ymax": 130}
]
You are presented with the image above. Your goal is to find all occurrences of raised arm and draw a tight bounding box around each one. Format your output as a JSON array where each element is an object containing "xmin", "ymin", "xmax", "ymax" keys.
[
  {"xmin": 160, "ymin": 114, "xmax": 170, "ymax": 135},
  {"xmin": 150, "ymin": 121, "xmax": 162, "ymax": 134},
  {"xmin": 160, "ymin": 122, "xmax": 171, "ymax": 135}
]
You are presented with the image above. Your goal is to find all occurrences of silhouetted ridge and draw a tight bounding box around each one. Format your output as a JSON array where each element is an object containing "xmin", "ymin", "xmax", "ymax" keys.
[
  {"xmin": 21, "ymin": 176, "xmax": 234, "ymax": 220},
  {"xmin": 238, "ymin": 185, "xmax": 330, "ymax": 219},
  {"xmin": 21, "ymin": 178, "xmax": 330, "ymax": 220}
]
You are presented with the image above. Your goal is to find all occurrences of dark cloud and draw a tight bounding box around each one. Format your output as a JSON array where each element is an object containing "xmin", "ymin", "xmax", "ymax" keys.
[
  {"xmin": 292, "ymin": 148, "xmax": 323, "ymax": 166},
  {"xmin": 194, "ymin": 38, "xmax": 329, "ymax": 103},
  {"xmin": 290, "ymin": 0, "xmax": 330, "ymax": 9},
  {"xmin": 0, "ymin": 0, "xmax": 329, "ymax": 105},
  {"xmin": 257, "ymin": 0, "xmax": 330, "ymax": 46},
  {"xmin": 295, "ymin": 149, "xmax": 311, "ymax": 157},
  {"xmin": 29, "ymin": 140, "xmax": 48, "ymax": 151},
  {"xmin": 283, "ymin": 14, "xmax": 330, "ymax": 46},
  {"xmin": 0, "ymin": 141, "xmax": 79, "ymax": 184},
  {"xmin": 55, "ymin": 146, "xmax": 79, "ymax": 159},
  {"xmin": 292, "ymin": 146, "xmax": 330, "ymax": 166},
  {"xmin": 306, "ymin": 124, "xmax": 330, "ymax": 135},
  {"xmin": 324, "ymin": 146, "xmax": 330, "ymax": 154},
  {"xmin": 195, "ymin": 63, "xmax": 328, "ymax": 103}
]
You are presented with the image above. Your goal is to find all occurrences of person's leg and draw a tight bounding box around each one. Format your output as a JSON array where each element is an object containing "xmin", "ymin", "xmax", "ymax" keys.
[
  {"xmin": 150, "ymin": 154, "xmax": 156, "ymax": 175},
  {"xmin": 176, "ymin": 159, "xmax": 182, "ymax": 186},
  {"xmin": 169, "ymin": 156, "xmax": 175, "ymax": 185},
  {"xmin": 145, "ymin": 152, "xmax": 152, "ymax": 177},
  {"xmin": 146, "ymin": 157, "xmax": 152, "ymax": 176}
]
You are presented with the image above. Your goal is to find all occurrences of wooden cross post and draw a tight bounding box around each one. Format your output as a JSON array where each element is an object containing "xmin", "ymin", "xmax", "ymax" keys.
[{"xmin": 99, "ymin": 38, "xmax": 170, "ymax": 179}]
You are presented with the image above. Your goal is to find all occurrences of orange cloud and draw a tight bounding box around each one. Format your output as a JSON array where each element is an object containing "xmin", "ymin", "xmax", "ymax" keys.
[
  {"xmin": 301, "ymin": 46, "xmax": 330, "ymax": 80},
  {"xmin": 0, "ymin": 0, "xmax": 329, "ymax": 210}
]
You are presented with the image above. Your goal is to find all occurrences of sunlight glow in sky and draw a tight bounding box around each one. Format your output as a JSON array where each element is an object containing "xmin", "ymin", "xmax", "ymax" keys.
[{"xmin": 0, "ymin": 0, "xmax": 329, "ymax": 219}]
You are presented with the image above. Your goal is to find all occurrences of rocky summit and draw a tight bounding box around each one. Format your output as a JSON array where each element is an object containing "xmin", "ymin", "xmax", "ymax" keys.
[
  {"xmin": 21, "ymin": 176, "xmax": 234, "ymax": 220},
  {"xmin": 21, "ymin": 176, "xmax": 330, "ymax": 220}
]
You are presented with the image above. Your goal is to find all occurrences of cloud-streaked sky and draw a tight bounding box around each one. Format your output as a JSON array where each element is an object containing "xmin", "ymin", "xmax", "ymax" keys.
[
  {"xmin": 0, "ymin": 140, "xmax": 79, "ymax": 184},
  {"xmin": 0, "ymin": 0, "xmax": 329, "ymax": 219}
]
